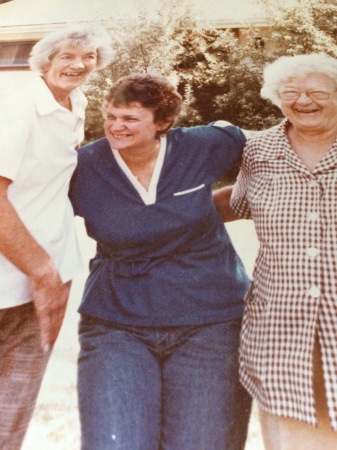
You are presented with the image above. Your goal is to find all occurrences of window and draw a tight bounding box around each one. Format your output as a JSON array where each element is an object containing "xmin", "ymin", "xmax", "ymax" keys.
[
  {"xmin": 0, "ymin": 41, "xmax": 36, "ymax": 70},
  {"xmin": 254, "ymin": 37, "xmax": 265, "ymax": 50}
]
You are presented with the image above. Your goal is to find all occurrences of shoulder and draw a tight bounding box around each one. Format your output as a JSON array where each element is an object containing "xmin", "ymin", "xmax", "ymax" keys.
[
  {"xmin": 243, "ymin": 121, "xmax": 286, "ymax": 161},
  {"xmin": 76, "ymin": 138, "xmax": 111, "ymax": 173},
  {"xmin": 169, "ymin": 122, "xmax": 246, "ymax": 145},
  {"xmin": 71, "ymin": 138, "xmax": 111, "ymax": 195},
  {"xmin": 78, "ymin": 137, "xmax": 110, "ymax": 160}
]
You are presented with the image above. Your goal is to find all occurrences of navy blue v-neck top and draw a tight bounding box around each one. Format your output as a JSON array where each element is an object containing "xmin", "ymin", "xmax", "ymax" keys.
[{"xmin": 69, "ymin": 123, "xmax": 250, "ymax": 326}]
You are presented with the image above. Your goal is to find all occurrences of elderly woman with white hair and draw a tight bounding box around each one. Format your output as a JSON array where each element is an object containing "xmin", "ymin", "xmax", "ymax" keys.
[
  {"xmin": 215, "ymin": 53, "xmax": 337, "ymax": 449},
  {"xmin": 0, "ymin": 25, "xmax": 113, "ymax": 449}
]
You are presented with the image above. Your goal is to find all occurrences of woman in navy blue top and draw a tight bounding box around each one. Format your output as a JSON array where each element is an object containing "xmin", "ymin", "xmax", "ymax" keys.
[{"xmin": 70, "ymin": 73, "xmax": 251, "ymax": 450}]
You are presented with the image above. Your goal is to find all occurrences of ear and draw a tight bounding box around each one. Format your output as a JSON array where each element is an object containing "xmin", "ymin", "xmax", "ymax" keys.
[
  {"xmin": 42, "ymin": 62, "xmax": 51, "ymax": 74},
  {"xmin": 157, "ymin": 120, "xmax": 173, "ymax": 134}
]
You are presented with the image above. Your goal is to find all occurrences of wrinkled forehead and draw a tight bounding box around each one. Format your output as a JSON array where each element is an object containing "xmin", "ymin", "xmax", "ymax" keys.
[
  {"xmin": 50, "ymin": 40, "xmax": 98, "ymax": 59},
  {"xmin": 280, "ymin": 72, "xmax": 337, "ymax": 89}
]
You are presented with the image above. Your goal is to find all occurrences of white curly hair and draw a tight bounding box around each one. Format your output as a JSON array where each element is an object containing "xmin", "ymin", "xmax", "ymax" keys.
[
  {"xmin": 261, "ymin": 53, "xmax": 337, "ymax": 106},
  {"xmin": 29, "ymin": 24, "xmax": 114, "ymax": 74}
]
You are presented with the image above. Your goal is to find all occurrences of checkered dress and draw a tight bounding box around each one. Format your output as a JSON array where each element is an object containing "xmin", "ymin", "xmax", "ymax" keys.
[{"xmin": 231, "ymin": 119, "xmax": 337, "ymax": 429}]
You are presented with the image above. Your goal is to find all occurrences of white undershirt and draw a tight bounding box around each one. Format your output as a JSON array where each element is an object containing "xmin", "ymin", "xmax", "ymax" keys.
[{"xmin": 111, "ymin": 136, "xmax": 167, "ymax": 205}]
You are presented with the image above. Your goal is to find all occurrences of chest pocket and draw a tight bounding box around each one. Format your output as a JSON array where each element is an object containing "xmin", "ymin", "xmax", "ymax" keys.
[{"xmin": 172, "ymin": 183, "xmax": 212, "ymax": 224}]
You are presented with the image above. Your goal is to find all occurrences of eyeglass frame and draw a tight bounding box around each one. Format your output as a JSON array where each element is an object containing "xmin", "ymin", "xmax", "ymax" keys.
[{"xmin": 277, "ymin": 89, "xmax": 337, "ymax": 101}]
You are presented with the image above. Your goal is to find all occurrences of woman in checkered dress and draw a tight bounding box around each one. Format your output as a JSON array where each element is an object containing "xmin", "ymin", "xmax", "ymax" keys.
[{"xmin": 215, "ymin": 53, "xmax": 337, "ymax": 449}]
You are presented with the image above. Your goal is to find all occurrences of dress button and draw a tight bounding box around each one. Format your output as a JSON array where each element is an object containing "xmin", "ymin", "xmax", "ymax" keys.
[
  {"xmin": 307, "ymin": 179, "xmax": 319, "ymax": 187},
  {"xmin": 308, "ymin": 286, "xmax": 321, "ymax": 298},
  {"xmin": 307, "ymin": 247, "xmax": 319, "ymax": 257},
  {"xmin": 307, "ymin": 212, "xmax": 319, "ymax": 221}
]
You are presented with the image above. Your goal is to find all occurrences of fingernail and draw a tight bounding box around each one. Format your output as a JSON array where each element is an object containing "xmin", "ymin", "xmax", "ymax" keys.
[{"xmin": 43, "ymin": 344, "xmax": 50, "ymax": 353}]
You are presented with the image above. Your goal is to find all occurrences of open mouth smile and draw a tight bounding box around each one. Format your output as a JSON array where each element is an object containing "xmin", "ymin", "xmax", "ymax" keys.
[
  {"xmin": 63, "ymin": 72, "xmax": 84, "ymax": 77},
  {"xmin": 112, "ymin": 134, "xmax": 131, "ymax": 139},
  {"xmin": 295, "ymin": 108, "xmax": 319, "ymax": 114}
]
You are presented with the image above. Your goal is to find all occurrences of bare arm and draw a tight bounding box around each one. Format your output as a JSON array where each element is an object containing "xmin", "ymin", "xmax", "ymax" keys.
[
  {"xmin": 0, "ymin": 176, "xmax": 70, "ymax": 352},
  {"xmin": 213, "ymin": 185, "xmax": 240, "ymax": 222}
]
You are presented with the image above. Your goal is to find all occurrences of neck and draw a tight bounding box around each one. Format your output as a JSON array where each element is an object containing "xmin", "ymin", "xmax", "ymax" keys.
[
  {"xmin": 287, "ymin": 124, "xmax": 337, "ymax": 171},
  {"xmin": 119, "ymin": 139, "xmax": 160, "ymax": 167},
  {"xmin": 289, "ymin": 122, "xmax": 337, "ymax": 145},
  {"xmin": 42, "ymin": 77, "xmax": 72, "ymax": 110},
  {"xmin": 118, "ymin": 139, "xmax": 161, "ymax": 191}
]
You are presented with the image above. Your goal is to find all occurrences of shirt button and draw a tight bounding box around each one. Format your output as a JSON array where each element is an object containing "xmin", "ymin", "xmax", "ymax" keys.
[
  {"xmin": 307, "ymin": 247, "xmax": 319, "ymax": 257},
  {"xmin": 308, "ymin": 286, "xmax": 320, "ymax": 298},
  {"xmin": 307, "ymin": 212, "xmax": 319, "ymax": 221},
  {"xmin": 307, "ymin": 179, "xmax": 319, "ymax": 187}
]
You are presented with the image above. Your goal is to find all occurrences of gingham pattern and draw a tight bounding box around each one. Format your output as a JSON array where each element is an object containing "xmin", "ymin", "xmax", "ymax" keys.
[{"xmin": 231, "ymin": 119, "xmax": 337, "ymax": 430}]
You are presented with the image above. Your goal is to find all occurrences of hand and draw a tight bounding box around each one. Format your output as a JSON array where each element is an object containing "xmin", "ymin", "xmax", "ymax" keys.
[
  {"xmin": 213, "ymin": 185, "xmax": 239, "ymax": 222},
  {"xmin": 32, "ymin": 264, "xmax": 71, "ymax": 353}
]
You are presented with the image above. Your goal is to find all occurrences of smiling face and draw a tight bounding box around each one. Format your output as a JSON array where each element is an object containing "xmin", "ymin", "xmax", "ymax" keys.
[
  {"xmin": 43, "ymin": 44, "xmax": 98, "ymax": 98},
  {"xmin": 103, "ymin": 102, "xmax": 168, "ymax": 155},
  {"xmin": 279, "ymin": 73, "xmax": 337, "ymax": 134}
]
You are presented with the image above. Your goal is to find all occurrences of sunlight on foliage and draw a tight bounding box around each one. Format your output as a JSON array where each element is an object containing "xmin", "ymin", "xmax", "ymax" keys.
[{"xmin": 83, "ymin": 0, "xmax": 337, "ymax": 142}]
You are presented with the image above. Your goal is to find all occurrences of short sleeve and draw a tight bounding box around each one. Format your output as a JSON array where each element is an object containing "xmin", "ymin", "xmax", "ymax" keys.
[
  {"xmin": 208, "ymin": 121, "xmax": 246, "ymax": 179},
  {"xmin": 230, "ymin": 145, "xmax": 252, "ymax": 219},
  {"xmin": 0, "ymin": 98, "xmax": 31, "ymax": 181}
]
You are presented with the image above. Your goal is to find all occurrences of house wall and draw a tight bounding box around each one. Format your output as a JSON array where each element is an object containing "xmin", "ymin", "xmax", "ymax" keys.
[{"xmin": 0, "ymin": 71, "xmax": 37, "ymax": 98}]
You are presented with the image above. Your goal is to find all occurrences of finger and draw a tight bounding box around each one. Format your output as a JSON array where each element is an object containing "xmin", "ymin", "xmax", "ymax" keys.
[{"xmin": 38, "ymin": 313, "xmax": 53, "ymax": 353}]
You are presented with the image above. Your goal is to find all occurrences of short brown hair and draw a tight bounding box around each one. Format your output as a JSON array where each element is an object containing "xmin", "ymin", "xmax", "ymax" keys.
[{"xmin": 104, "ymin": 73, "xmax": 183, "ymax": 133}]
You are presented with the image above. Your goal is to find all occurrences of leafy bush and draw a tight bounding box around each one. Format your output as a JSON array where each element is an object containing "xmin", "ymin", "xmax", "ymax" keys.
[{"xmin": 83, "ymin": 0, "xmax": 337, "ymax": 144}]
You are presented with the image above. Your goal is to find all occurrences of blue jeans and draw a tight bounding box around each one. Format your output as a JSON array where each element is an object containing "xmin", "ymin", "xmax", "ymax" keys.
[{"xmin": 77, "ymin": 316, "xmax": 252, "ymax": 450}]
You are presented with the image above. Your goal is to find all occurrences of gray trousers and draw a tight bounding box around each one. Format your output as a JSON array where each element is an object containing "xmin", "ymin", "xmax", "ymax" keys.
[{"xmin": 0, "ymin": 302, "xmax": 50, "ymax": 450}]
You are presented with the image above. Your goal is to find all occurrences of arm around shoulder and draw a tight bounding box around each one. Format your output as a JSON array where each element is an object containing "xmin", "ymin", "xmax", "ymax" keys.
[{"xmin": 213, "ymin": 185, "xmax": 241, "ymax": 222}]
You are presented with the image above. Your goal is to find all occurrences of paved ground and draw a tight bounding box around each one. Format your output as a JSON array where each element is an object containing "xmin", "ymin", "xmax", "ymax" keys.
[{"xmin": 22, "ymin": 218, "xmax": 264, "ymax": 449}]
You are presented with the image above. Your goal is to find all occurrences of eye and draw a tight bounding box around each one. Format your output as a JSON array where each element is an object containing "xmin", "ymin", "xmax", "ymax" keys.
[
  {"xmin": 279, "ymin": 90, "xmax": 299, "ymax": 98},
  {"xmin": 308, "ymin": 91, "xmax": 329, "ymax": 100}
]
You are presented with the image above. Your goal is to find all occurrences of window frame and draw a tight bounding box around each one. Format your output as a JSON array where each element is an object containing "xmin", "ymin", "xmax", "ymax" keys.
[{"xmin": 0, "ymin": 40, "xmax": 36, "ymax": 71}]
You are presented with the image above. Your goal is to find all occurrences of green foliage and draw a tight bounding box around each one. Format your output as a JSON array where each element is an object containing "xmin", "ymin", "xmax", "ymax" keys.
[
  {"xmin": 265, "ymin": 0, "xmax": 337, "ymax": 56},
  {"xmin": 172, "ymin": 28, "xmax": 232, "ymax": 124},
  {"xmin": 83, "ymin": 0, "xmax": 337, "ymax": 143},
  {"xmin": 83, "ymin": 0, "xmax": 192, "ymax": 141}
]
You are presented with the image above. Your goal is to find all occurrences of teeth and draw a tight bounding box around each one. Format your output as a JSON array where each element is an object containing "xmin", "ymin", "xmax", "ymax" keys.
[{"xmin": 64, "ymin": 72, "xmax": 82, "ymax": 76}]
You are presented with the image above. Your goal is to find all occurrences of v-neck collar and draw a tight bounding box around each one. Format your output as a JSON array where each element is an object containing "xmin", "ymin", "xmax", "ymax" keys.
[{"xmin": 111, "ymin": 136, "xmax": 167, "ymax": 205}]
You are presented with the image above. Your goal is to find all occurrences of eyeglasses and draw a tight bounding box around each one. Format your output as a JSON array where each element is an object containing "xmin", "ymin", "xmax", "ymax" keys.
[{"xmin": 277, "ymin": 90, "xmax": 337, "ymax": 101}]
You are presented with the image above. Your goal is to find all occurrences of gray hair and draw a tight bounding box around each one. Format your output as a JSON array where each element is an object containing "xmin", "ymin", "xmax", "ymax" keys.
[
  {"xmin": 29, "ymin": 24, "xmax": 114, "ymax": 74},
  {"xmin": 261, "ymin": 53, "xmax": 337, "ymax": 106}
]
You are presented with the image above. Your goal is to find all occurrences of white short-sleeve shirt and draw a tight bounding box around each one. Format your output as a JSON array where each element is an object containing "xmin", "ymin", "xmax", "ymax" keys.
[{"xmin": 0, "ymin": 76, "xmax": 86, "ymax": 308}]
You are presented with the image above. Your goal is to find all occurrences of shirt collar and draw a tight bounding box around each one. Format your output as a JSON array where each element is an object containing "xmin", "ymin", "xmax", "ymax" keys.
[
  {"xmin": 250, "ymin": 120, "xmax": 286, "ymax": 162},
  {"xmin": 255, "ymin": 119, "xmax": 337, "ymax": 173},
  {"xmin": 28, "ymin": 75, "xmax": 87, "ymax": 119}
]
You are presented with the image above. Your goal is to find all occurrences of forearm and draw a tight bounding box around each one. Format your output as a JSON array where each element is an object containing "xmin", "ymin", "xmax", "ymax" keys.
[
  {"xmin": 212, "ymin": 185, "xmax": 240, "ymax": 222},
  {"xmin": 0, "ymin": 194, "xmax": 56, "ymax": 280},
  {"xmin": 0, "ymin": 186, "xmax": 70, "ymax": 351}
]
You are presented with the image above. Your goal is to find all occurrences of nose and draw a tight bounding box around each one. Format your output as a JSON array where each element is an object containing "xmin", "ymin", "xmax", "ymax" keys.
[
  {"xmin": 71, "ymin": 59, "xmax": 85, "ymax": 69},
  {"xmin": 108, "ymin": 119, "xmax": 125, "ymax": 130},
  {"xmin": 296, "ymin": 92, "xmax": 312, "ymax": 103}
]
